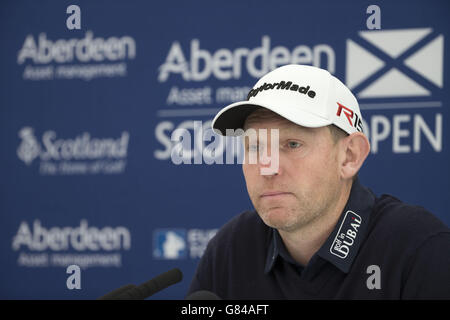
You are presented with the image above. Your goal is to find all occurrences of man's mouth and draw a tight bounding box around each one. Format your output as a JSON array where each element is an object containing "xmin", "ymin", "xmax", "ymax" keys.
[{"xmin": 260, "ymin": 191, "xmax": 293, "ymax": 198}]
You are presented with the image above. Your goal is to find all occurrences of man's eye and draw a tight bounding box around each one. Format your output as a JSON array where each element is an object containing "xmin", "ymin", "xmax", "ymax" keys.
[{"xmin": 287, "ymin": 141, "xmax": 301, "ymax": 149}]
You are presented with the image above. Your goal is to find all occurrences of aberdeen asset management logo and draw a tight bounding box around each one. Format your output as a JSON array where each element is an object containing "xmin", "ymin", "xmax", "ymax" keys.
[{"xmin": 346, "ymin": 28, "xmax": 443, "ymax": 98}]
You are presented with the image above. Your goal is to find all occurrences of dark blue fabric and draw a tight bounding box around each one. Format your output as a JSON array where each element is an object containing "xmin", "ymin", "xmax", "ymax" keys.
[{"xmin": 188, "ymin": 179, "xmax": 450, "ymax": 299}]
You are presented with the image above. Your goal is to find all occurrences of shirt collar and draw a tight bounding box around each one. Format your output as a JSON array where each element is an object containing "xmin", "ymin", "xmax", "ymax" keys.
[
  {"xmin": 265, "ymin": 177, "xmax": 375, "ymax": 274},
  {"xmin": 264, "ymin": 228, "xmax": 297, "ymax": 274}
]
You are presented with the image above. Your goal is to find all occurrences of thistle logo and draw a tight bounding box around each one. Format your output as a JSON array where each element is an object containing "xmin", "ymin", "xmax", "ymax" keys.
[
  {"xmin": 346, "ymin": 28, "xmax": 443, "ymax": 98},
  {"xmin": 17, "ymin": 127, "xmax": 40, "ymax": 165}
]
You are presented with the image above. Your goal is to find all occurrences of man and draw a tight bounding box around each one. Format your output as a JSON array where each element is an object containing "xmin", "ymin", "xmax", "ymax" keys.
[{"xmin": 187, "ymin": 64, "xmax": 450, "ymax": 299}]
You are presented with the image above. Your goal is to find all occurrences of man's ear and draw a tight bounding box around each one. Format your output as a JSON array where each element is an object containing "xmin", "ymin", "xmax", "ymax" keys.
[{"xmin": 340, "ymin": 132, "xmax": 370, "ymax": 179}]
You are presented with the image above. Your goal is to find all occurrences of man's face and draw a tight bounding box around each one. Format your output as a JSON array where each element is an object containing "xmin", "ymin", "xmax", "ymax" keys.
[{"xmin": 242, "ymin": 111, "xmax": 344, "ymax": 233}]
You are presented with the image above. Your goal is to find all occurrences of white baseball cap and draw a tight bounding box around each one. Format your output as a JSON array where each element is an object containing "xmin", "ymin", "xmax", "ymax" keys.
[{"xmin": 212, "ymin": 64, "xmax": 364, "ymax": 136}]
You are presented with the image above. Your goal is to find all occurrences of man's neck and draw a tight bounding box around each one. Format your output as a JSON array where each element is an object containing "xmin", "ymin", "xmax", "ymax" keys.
[{"xmin": 278, "ymin": 181, "xmax": 353, "ymax": 267}]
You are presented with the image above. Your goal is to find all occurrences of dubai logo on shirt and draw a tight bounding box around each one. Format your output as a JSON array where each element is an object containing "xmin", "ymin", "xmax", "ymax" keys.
[{"xmin": 330, "ymin": 211, "xmax": 362, "ymax": 259}]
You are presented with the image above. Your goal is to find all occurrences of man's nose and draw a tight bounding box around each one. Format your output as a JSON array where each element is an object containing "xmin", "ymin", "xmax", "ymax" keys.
[
  {"xmin": 258, "ymin": 150, "xmax": 281, "ymax": 176},
  {"xmin": 260, "ymin": 164, "xmax": 280, "ymax": 176}
]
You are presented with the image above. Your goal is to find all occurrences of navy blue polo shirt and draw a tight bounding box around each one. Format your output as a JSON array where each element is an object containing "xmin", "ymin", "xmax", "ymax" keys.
[{"xmin": 187, "ymin": 179, "xmax": 450, "ymax": 299}]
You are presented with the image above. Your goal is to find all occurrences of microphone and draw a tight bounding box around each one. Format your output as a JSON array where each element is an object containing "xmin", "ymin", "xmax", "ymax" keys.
[
  {"xmin": 98, "ymin": 284, "xmax": 136, "ymax": 300},
  {"xmin": 98, "ymin": 268, "xmax": 183, "ymax": 300},
  {"xmin": 186, "ymin": 290, "xmax": 221, "ymax": 300}
]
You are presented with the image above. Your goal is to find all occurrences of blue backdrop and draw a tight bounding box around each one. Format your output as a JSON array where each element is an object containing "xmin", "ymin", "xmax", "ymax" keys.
[{"xmin": 1, "ymin": 0, "xmax": 449, "ymax": 299}]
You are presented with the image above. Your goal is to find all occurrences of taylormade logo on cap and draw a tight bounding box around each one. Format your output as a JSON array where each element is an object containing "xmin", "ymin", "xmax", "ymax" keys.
[
  {"xmin": 247, "ymin": 81, "xmax": 316, "ymax": 100},
  {"xmin": 212, "ymin": 64, "xmax": 364, "ymax": 136}
]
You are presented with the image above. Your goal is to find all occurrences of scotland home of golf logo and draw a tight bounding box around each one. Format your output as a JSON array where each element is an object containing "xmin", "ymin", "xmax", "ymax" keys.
[
  {"xmin": 17, "ymin": 127, "xmax": 130, "ymax": 175},
  {"xmin": 153, "ymin": 228, "xmax": 217, "ymax": 260}
]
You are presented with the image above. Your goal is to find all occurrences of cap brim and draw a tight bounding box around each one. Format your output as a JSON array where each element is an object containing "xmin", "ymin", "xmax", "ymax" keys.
[{"xmin": 212, "ymin": 101, "xmax": 332, "ymax": 136}]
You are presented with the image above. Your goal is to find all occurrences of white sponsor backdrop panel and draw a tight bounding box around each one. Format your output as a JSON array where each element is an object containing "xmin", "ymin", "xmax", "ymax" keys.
[{"xmin": 0, "ymin": 0, "xmax": 448, "ymax": 299}]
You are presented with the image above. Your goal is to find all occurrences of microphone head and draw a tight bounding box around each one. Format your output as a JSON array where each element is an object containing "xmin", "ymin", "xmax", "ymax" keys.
[
  {"xmin": 145, "ymin": 268, "xmax": 183, "ymax": 297},
  {"xmin": 97, "ymin": 268, "xmax": 183, "ymax": 300},
  {"xmin": 186, "ymin": 290, "xmax": 221, "ymax": 300},
  {"xmin": 117, "ymin": 268, "xmax": 183, "ymax": 300}
]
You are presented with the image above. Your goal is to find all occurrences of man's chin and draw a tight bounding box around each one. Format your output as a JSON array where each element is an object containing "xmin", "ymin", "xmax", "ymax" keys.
[{"xmin": 258, "ymin": 207, "xmax": 295, "ymax": 230}]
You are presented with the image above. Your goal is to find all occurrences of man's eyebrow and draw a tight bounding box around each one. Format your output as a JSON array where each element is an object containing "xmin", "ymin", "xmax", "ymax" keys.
[
  {"xmin": 243, "ymin": 118, "xmax": 317, "ymax": 137},
  {"xmin": 277, "ymin": 126, "xmax": 314, "ymax": 138},
  {"xmin": 242, "ymin": 128, "xmax": 312, "ymax": 144}
]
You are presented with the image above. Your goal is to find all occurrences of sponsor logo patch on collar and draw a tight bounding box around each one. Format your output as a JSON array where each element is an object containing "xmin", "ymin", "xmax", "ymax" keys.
[{"xmin": 330, "ymin": 210, "xmax": 362, "ymax": 259}]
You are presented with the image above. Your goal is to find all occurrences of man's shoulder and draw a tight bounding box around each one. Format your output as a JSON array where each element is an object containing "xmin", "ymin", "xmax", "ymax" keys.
[{"xmin": 371, "ymin": 193, "xmax": 450, "ymax": 247}]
